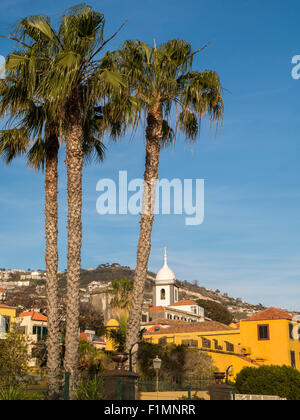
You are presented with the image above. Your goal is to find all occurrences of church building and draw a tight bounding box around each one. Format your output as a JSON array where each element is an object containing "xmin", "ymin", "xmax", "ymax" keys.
[{"xmin": 147, "ymin": 248, "xmax": 205, "ymax": 324}]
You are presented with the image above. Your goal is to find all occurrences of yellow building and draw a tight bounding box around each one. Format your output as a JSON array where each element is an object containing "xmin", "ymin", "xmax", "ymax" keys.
[
  {"xmin": 106, "ymin": 318, "xmax": 120, "ymax": 351},
  {"xmin": 0, "ymin": 303, "xmax": 17, "ymax": 338},
  {"xmin": 143, "ymin": 307, "xmax": 300, "ymax": 377}
]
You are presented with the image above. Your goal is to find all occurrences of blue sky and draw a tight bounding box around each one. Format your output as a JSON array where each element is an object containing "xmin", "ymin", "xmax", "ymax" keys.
[{"xmin": 0, "ymin": 0, "xmax": 299, "ymax": 310}]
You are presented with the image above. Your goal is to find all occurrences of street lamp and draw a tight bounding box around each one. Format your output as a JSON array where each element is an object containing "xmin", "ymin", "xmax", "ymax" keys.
[{"xmin": 153, "ymin": 355, "xmax": 162, "ymax": 396}]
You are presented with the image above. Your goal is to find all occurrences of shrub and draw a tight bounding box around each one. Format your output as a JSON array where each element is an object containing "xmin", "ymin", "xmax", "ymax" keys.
[
  {"xmin": 0, "ymin": 384, "xmax": 44, "ymax": 400},
  {"xmin": 76, "ymin": 375, "xmax": 104, "ymax": 400},
  {"xmin": 138, "ymin": 342, "xmax": 216, "ymax": 378},
  {"xmin": 0, "ymin": 325, "xmax": 29, "ymax": 385},
  {"xmin": 234, "ymin": 365, "xmax": 300, "ymax": 400},
  {"xmin": 78, "ymin": 341, "xmax": 114, "ymax": 373}
]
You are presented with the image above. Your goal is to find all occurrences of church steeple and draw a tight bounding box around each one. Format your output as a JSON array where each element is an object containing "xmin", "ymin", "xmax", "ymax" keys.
[
  {"xmin": 164, "ymin": 247, "xmax": 168, "ymax": 265},
  {"xmin": 153, "ymin": 248, "xmax": 179, "ymax": 307},
  {"xmin": 156, "ymin": 247, "xmax": 175, "ymax": 284}
]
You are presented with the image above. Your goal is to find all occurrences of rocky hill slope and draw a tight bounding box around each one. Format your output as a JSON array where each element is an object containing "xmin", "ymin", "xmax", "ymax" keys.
[{"xmin": 4, "ymin": 263, "xmax": 295, "ymax": 319}]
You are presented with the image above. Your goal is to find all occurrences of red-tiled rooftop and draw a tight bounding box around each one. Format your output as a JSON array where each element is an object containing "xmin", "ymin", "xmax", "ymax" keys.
[
  {"xmin": 0, "ymin": 303, "xmax": 16, "ymax": 309},
  {"xmin": 18, "ymin": 311, "xmax": 48, "ymax": 322},
  {"xmin": 242, "ymin": 307, "xmax": 293, "ymax": 322},
  {"xmin": 144, "ymin": 321, "xmax": 235, "ymax": 335},
  {"xmin": 149, "ymin": 306, "xmax": 165, "ymax": 313},
  {"xmin": 170, "ymin": 300, "xmax": 198, "ymax": 307},
  {"xmin": 0, "ymin": 288, "xmax": 5, "ymax": 293},
  {"xmin": 80, "ymin": 332, "xmax": 88, "ymax": 341}
]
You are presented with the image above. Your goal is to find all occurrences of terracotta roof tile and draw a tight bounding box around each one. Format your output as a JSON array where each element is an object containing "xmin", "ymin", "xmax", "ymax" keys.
[
  {"xmin": 242, "ymin": 307, "xmax": 293, "ymax": 322},
  {"xmin": 149, "ymin": 306, "xmax": 165, "ymax": 313},
  {"xmin": 80, "ymin": 332, "xmax": 88, "ymax": 341},
  {"xmin": 144, "ymin": 321, "xmax": 235, "ymax": 335},
  {"xmin": 0, "ymin": 303, "xmax": 16, "ymax": 309},
  {"xmin": 169, "ymin": 300, "xmax": 198, "ymax": 307},
  {"xmin": 18, "ymin": 311, "xmax": 47, "ymax": 322},
  {"xmin": 0, "ymin": 288, "xmax": 6, "ymax": 293}
]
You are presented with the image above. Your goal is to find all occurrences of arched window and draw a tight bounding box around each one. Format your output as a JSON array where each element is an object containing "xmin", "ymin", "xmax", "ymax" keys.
[{"xmin": 161, "ymin": 289, "xmax": 166, "ymax": 300}]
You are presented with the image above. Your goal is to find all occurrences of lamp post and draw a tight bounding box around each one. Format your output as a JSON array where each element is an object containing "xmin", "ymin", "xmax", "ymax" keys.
[{"xmin": 153, "ymin": 355, "xmax": 162, "ymax": 398}]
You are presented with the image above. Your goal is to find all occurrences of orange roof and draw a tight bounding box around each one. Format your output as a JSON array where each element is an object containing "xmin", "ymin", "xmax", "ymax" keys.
[
  {"xmin": 18, "ymin": 311, "xmax": 48, "ymax": 322},
  {"xmin": 80, "ymin": 332, "xmax": 88, "ymax": 341},
  {"xmin": 169, "ymin": 300, "xmax": 198, "ymax": 307},
  {"xmin": 0, "ymin": 288, "xmax": 5, "ymax": 293},
  {"xmin": 144, "ymin": 321, "xmax": 235, "ymax": 335},
  {"xmin": 149, "ymin": 306, "xmax": 165, "ymax": 313},
  {"xmin": 0, "ymin": 303, "xmax": 16, "ymax": 309},
  {"xmin": 146, "ymin": 325, "xmax": 167, "ymax": 333},
  {"xmin": 242, "ymin": 308, "xmax": 293, "ymax": 322}
]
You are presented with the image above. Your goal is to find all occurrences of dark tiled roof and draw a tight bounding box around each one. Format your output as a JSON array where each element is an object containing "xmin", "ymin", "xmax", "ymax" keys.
[{"xmin": 144, "ymin": 321, "xmax": 235, "ymax": 335}]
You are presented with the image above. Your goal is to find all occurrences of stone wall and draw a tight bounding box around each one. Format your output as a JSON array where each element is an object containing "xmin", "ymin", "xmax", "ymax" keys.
[{"xmin": 235, "ymin": 394, "xmax": 286, "ymax": 400}]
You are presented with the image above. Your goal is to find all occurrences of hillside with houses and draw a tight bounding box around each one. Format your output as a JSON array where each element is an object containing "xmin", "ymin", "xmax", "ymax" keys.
[{"xmin": 0, "ymin": 264, "xmax": 276, "ymax": 320}]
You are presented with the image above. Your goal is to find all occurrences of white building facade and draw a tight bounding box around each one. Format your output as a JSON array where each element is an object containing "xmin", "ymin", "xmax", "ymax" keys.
[{"xmin": 149, "ymin": 248, "xmax": 204, "ymax": 323}]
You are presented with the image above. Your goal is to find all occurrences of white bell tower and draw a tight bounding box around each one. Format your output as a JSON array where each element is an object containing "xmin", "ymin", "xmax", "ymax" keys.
[{"xmin": 153, "ymin": 248, "xmax": 179, "ymax": 307}]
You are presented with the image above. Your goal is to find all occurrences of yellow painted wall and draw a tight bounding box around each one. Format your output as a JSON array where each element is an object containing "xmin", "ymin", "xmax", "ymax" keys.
[
  {"xmin": 144, "ymin": 329, "xmax": 257, "ymax": 377},
  {"xmin": 105, "ymin": 315, "xmax": 300, "ymax": 376},
  {"xmin": 106, "ymin": 318, "xmax": 120, "ymax": 351},
  {"xmin": 0, "ymin": 306, "xmax": 16, "ymax": 331},
  {"xmin": 239, "ymin": 319, "xmax": 300, "ymax": 369},
  {"xmin": 144, "ymin": 319, "xmax": 300, "ymax": 376}
]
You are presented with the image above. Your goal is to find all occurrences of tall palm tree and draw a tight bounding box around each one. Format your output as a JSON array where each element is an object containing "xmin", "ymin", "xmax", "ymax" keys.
[
  {"xmin": 112, "ymin": 39, "xmax": 224, "ymax": 354},
  {"xmin": 0, "ymin": 51, "xmax": 62, "ymax": 398},
  {"xmin": 6, "ymin": 4, "xmax": 126, "ymax": 397},
  {"xmin": 0, "ymin": 48, "xmax": 107, "ymax": 399}
]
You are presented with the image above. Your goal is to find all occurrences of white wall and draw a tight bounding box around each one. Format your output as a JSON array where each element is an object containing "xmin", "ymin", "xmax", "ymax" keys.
[{"xmin": 156, "ymin": 285, "xmax": 171, "ymax": 307}]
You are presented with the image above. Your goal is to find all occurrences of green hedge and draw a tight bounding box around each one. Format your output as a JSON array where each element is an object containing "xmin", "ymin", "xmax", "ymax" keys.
[{"xmin": 235, "ymin": 365, "xmax": 300, "ymax": 400}]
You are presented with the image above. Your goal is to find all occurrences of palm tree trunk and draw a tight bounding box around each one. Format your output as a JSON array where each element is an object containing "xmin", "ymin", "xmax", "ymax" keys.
[
  {"xmin": 45, "ymin": 132, "xmax": 61, "ymax": 400},
  {"xmin": 64, "ymin": 93, "xmax": 83, "ymax": 399},
  {"xmin": 126, "ymin": 103, "xmax": 162, "ymax": 357}
]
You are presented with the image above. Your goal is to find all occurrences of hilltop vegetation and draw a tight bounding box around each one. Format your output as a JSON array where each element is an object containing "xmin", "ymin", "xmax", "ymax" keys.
[{"xmin": 4, "ymin": 263, "xmax": 265, "ymax": 319}]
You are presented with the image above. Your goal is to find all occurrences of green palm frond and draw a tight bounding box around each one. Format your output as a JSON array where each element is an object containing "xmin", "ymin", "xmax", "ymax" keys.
[
  {"xmin": 109, "ymin": 38, "xmax": 224, "ymax": 143},
  {"xmin": 0, "ymin": 128, "xmax": 30, "ymax": 164},
  {"xmin": 27, "ymin": 137, "xmax": 46, "ymax": 171},
  {"xmin": 161, "ymin": 120, "xmax": 174, "ymax": 146},
  {"xmin": 178, "ymin": 110, "xmax": 199, "ymax": 140}
]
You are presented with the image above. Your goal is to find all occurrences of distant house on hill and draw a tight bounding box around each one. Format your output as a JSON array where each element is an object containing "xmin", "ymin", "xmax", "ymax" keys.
[
  {"xmin": 17, "ymin": 311, "xmax": 48, "ymax": 367},
  {"xmin": 0, "ymin": 288, "xmax": 6, "ymax": 301}
]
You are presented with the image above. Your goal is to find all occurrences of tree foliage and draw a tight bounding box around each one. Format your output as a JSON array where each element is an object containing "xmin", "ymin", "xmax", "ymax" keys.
[
  {"xmin": 197, "ymin": 299, "xmax": 233, "ymax": 325},
  {"xmin": 79, "ymin": 303, "xmax": 105, "ymax": 336},
  {"xmin": 108, "ymin": 277, "xmax": 133, "ymax": 316},
  {"xmin": 138, "ymin": 342, "xmax": 216, "ymax": 378},
  {"xmin": 235, "ymin": 365, "xmax": 300, "ymax": 400},
  {"xmin": 0, "ymin": 325, "xmax": 29, "ymax": 384},
  {"xmin": 78, "ymin": 340, "xmax": 113, "ymax": 373}
]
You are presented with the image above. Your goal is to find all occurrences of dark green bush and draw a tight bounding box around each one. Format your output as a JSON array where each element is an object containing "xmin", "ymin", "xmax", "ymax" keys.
[
  {"xmin": 137, "ymin": 342, "xmax": 215, "ymax": 378},
  {"xmin": 235, "ymin": 365, "xmax": 300, "ymax": 400}
]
